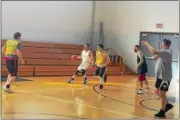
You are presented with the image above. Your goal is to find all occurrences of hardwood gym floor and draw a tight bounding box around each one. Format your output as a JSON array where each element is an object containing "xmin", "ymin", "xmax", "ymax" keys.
[{"xmin": 1, "ymin": 75, "xmax": 179, "ymax": 119}]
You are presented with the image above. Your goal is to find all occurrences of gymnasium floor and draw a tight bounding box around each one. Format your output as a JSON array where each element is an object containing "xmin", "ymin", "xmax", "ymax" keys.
[{"xmin": 1, "ymin": 75, "xmax": 179, "ymax": 119}]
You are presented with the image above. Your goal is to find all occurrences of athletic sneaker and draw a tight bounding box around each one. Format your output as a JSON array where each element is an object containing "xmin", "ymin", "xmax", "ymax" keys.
[
  {"xmin": 165, "ymin": 103, "xmax": 173, "ymax": 112},
  {"xmin": 99, "ymin": 84, "xmax": 103, "ymax": 89},
  {"xmin": 68, "ymin": 79, "xmax": 74, "ymax": 84},
  {"xmin": 154, "ymin": 109, "xmax": 166, "ymax": 118},
  {"xmin": 104, "ymin": 75, "xmax": 108, "ymax": 83},
  {"xmin": 2, "ymin": 87, "xmax": 13, "ymax": 93},
  {"xmin": 137, "ymin": 89, "xmax": 143, "ymax": 94},
  {"xmin": 83, "ymin": 79, "xmax": 87, "ymax": 84}
]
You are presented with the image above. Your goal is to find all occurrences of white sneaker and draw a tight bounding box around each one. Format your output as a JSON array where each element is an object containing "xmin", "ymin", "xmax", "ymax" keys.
[
  {"xmin": 3, "ymin": 87, "xmax": 13, "ymax": 93},
  {"xmin": 137, "ymin": 89, "xmax": 143, "ymax": 94}
]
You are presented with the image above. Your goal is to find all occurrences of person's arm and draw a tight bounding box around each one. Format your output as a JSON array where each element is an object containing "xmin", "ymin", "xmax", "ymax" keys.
[
  {"xmin": 102, "ymin": 52, "xmax": 110, "ymax": 67},
  {"xmin": 16, "ymin": 43, "xmax": 24, "ymax": 64},
  {"xmin": 152, "ymin": 55, "xmax": 159, "ymax": 60},
  {"xmin": 142, "ymin": 41, "xmax": 169, "ymax": 60},
  {"xmin": 1, "ymin": 44, "xmax": 6, "ymax": 54},
  {"xmin": 141, "ymin": 41, "xmax": 158, "ymax": 54},
  {"xmin": 89, "ymin": 51, "xmax": 95, "ymax": 66},
  {"xmin": 137, "ymin": 52, "xmax": 144, "ymax": 68}
]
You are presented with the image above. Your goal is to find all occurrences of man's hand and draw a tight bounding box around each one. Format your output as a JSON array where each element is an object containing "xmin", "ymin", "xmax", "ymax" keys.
[
  {"xmin": 141, "ymin": 41, "xmax": 149, "ymax": 46},
  {"xmin": 135, "ymin": 67, "xmax": 138, "ymax": 73},
  {"xmin": 141, "ymin": 41, "xmax": 157, "ymax": 54}
]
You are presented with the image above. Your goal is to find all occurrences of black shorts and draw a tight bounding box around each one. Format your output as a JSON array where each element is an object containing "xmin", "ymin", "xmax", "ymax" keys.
[
  {"xmin": 5, "ymin": 58, "xmax": 18, "ymax": 76},
  {"xmin": 74, "ymin": 69, "xmax": 86, "ymax": 75},
  {"xmin": 155, "ymin": 78, "xmax": 170, "ymax": 91},
  {"xmin": 95, "ymin": 66, "xmax": 106, "ymax": 77}
]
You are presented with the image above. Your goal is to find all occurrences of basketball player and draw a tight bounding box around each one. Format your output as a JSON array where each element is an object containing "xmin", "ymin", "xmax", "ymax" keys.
[
  {"xmin": 95, "ymin": 44, "xmax": 110, "ymax": 89},
  {"xmin": 134, "ymin": 45, "xmax": 149, "ymax": 94},
  {"xmin": 142, "ymin": 39, "xmax": 173, "ymax": 118},
  {"xmin": 68, "ymin": 44, "xmax": 94, "ymax": 84},
  {"xmin": 2, "ymin": 32, "xmax": 24, "ymax": 93}
]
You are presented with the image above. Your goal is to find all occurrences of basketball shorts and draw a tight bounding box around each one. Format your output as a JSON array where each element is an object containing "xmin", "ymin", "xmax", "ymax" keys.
[
  {"xmin": 5, "ymin": 58, "xmax": 18, "ymax": 76},
  {"xmin": 95, "ymin": 66, "xmax": 106, "ymax": 77},
  {"xmin": 155, "ymin": 78, "xmax": 171, "ymax": 91},
  {"xmin": 77, "ymin": 62, "xmax": 91, "ymax": 71},
  {"xmin": 137, "ymin": 74, "xmax": 146, "ymax": 81}
]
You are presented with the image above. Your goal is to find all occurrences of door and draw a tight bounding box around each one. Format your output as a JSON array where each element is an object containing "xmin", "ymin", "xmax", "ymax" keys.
[{"xmin": 140, "ymin": 32, "xmax": 179, "ymax": 78}]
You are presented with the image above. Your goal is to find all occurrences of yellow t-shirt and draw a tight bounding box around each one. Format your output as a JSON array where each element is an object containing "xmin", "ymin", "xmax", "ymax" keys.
[
  {"xmin": 96, "ymin": 50, "xmax": 105, "ymax": 65},
  {"xmin": 4, "ymin": 40, "xmax": 19, "ymax": 55}
]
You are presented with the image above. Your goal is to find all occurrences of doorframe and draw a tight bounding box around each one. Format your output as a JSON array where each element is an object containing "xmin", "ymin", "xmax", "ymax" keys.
[
  {"xmin": 139, "ymin": 31, "xmax": 179, "ymax": 46},
  {"xmin": 139, "ymin": 31, "xmax": 179, "ymax": 78}
]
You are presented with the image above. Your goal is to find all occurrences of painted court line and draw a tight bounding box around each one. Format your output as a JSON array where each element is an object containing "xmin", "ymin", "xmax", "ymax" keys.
[{"xmin": 15, "ymin": 90, "xmax": 145, "ymax": 119}]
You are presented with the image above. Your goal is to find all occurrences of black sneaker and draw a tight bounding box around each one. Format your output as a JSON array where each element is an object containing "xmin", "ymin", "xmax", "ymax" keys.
[
  {"xmin": 104, "ymin": 75, "xmax": 108, "ymax": 83},
  {"xmin": 165, "ymin": 103, "xmax": 173, "ymax": 112},
  {"xmin": 99, "ymin": 84, "xmax": 103, "ymax": 89},
  {"xmin": 68, "ymin": 79, "xmax": 74, "ymax": 84},
  {"xmin": 83, "ymin": 79, "xmax": 87, "ymax": 84},
  {"xmin": 154, "ymin": 109, "xmax": 166, "ymax": 118}
]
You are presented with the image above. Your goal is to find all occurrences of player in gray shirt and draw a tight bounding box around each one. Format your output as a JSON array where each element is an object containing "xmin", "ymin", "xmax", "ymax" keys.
[{"xmin": 142, "ymin": 38, "xmax": 173, "ymax": 118}]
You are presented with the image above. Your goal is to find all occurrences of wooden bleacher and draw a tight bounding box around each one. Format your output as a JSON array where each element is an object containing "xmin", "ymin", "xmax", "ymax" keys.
[{"xmin": 1, "ymin": 40, "xmax": 132, "ymax": 77}]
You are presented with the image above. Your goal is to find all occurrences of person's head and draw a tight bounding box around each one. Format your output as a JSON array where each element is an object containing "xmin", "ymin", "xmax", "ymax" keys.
[
  {"xmin": 14, "ymin": 32, "xmax": 21, "ymax": 40},
  {"xmin": 134, "ymin": 45, "xmax": 141, "ymax": 52},
  {"xmin": 161, "ymin": 38, "xmax": 171, "ymax": 49},
  {"xmin": 97, "ymin": 44, "xmax": 104, "ymax": 52},
  {"xmin": 84, "ymin": 44, "xmax": 90, "ymax": 50}
]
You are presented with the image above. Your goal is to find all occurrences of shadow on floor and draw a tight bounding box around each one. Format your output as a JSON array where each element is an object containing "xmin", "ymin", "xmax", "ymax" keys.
[{"xmin": 1, "ymin": 77, "xmax": 33, "ymax": 82}]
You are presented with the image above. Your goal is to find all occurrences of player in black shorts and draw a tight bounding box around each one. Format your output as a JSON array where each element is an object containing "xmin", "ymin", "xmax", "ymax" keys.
[
  {"xmin": 142, "ymin": 39, "xmax": 173, "ymax": 118},
  {"xmin": 2, "ymin": 32, "xmax": 24, "ymax": 93},
  {"xmin": 95, "ymin": 44, "xmax": 110, "ymax": 89}
]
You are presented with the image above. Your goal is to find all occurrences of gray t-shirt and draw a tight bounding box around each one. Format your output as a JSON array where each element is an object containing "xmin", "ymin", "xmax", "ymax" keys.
[{"xmin": 155, "ymin": 49, "xmax": 172, "ymax": 81}]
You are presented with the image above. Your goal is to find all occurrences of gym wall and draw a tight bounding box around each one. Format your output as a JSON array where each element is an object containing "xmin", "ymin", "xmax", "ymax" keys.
[
  {"xmin": 95, "ymin": 1, "xmax": 179, "ymax": 70},
  {"xmin": 2, "ymin": 1, "xmax": 92, "ymax": 45}
]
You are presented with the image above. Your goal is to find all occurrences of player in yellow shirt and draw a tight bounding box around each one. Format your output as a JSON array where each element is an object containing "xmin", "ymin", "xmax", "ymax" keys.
[
  {"xmin": 2, "ymin": 32, "xmax": 24, "ymax": 93},
  {"xmin": 95, "ymin": 44, "xmax": 110, "ymax": 89}
]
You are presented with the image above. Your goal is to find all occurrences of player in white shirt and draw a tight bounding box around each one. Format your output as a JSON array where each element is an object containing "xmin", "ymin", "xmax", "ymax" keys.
[{"xmin": 68, "ymin": 44, "xmax": 94, "ymax": 84}]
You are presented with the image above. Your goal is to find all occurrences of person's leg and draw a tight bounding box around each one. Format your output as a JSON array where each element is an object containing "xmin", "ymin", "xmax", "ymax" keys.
[
  {"xmin": 137, "ymin": 74, "xmax": 144, "ymax": 94},
  {"xmin": 160, "ymin": 90, "xmax": 167, "ymax": 110},
  {"xmin": 4, "ymin": 74, "xmax": 11, "ymax": 88},
  {"xmin": 98, "ymin": 67, "xmax": 106, "ymax": 89},
  {"xmin": 144, "ymin": 79, "xmax": 149, "ymax": 88},
  {"xmin": 154, "ymin": 90, "xmax": 166, "ymax": 118},
  {"xmin": 3, "ymin": 59, "xmax": 17, "ymax": 93},
  {"xmin": 154, "ymin": 81, "xmax": 172, "ymax": 118},
  {"xmin": 81, "ymin": 69, "xmax": 87, "ymax": 84},
  {"xmin": 103, "ymin": 68, "xmax": 108, "ymax": 83},
  {"xmin": 155, "ymin": 88, "xmax": 161, "ymax": 99},
  {"xmin": 68, "ymin": 70, "xmax": 80, "ymax": 83}
]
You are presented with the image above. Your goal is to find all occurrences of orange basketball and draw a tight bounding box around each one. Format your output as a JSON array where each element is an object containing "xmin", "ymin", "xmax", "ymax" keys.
[{"xmin": 71, "ymin": 55, "xmax": 78, "ymax": 61}]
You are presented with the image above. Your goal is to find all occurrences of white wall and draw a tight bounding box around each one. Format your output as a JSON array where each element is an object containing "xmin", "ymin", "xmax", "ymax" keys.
[
  {"xmin": 95, "ymin": 1, "xmax": 179, "ymax": 69},
  {"xmin": 2, "ymin": 1, "xmax": 92, "ymax": 44}
]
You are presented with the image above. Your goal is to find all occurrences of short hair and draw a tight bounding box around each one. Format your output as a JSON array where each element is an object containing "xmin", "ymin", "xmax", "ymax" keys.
[
  {"xmin": 163, "ymin": 38, "xmax": 171, "ymax": 47},
  {"xmin": 135, "ymin": 45, "xmax": 140, "ymax": 48},
  {"xmin": 14, "ymin": 32, "xmax": 21, "ymax": 39},
  {"xmin": 98, "ymin": 44, "xmax": 104, "ymax": 49},
  {"xmin": 85, "ymin": 44, "xmax": 89, "ymax": 47}
]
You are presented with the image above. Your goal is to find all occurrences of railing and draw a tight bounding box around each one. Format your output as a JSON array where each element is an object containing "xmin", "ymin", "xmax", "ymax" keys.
[{"xmin": 107, "ymin": 48, "xmax": 135, "ymax": 75}]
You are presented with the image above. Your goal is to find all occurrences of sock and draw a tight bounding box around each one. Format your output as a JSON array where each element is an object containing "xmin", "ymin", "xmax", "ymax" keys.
[{"xmin": 6, "ymin": 84, "xmax": 10, "ymax": 88}]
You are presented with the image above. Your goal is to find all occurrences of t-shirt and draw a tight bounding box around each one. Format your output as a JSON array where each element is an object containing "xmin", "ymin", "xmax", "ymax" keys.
[
  {"xmin": 4, "ymin": 39, "xmax": 23, "ymax": 58},
  {"xmin": 155, "ymin": 49, "xmax": 172, "ymax": 81}
]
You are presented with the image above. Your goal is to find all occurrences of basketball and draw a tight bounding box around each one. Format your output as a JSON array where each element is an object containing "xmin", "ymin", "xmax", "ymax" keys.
[{"xmin": 71, "ymin": 55, "xmax": 78, "ymax": 61}]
